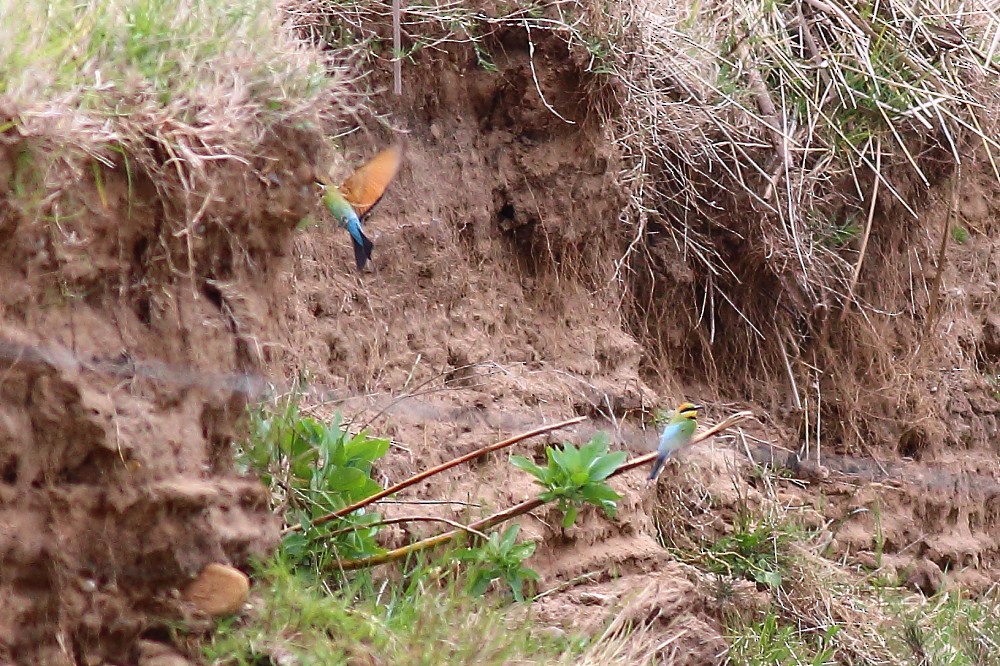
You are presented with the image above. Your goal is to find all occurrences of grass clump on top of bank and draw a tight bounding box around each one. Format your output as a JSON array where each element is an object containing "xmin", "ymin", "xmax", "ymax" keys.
[{"xmin": 0, "ymin": 0, "xmax": 359, "ymax": 200}]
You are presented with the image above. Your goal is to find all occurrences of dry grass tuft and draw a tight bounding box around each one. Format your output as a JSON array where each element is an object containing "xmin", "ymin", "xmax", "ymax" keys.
[
  {"xmin": 277, "ymin": 0, "xmax": 1000, "ymax": 452},
  {"xmin": 602, "ymin": 0, "xmax": 1000, "ymax": 448},
  {"xmin": 0, "ymin": 0, "xmax": 362, "ymax": 211}
]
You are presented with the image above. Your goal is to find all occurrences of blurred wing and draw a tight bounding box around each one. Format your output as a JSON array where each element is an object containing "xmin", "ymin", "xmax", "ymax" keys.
[{"xmin": 339, "ymin": 144, "xmax": 403, "ymax": 220}]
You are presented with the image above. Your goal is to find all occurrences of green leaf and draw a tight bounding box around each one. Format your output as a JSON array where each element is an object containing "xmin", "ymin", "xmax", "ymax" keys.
[
  {"xmin": 581, "ymin": 483, "xmax": 622, "ymax": 505},
  {"xmin": 510, "ymin": 455, "xmax": 545, "ymax": 479},
  {"xmin": 578, "ymin": 436, "xmax": 610, "ymax": 466},
  {"xmin": 561, "ymin": 505, "xmax": 578, "ymax": 529},
  {"xmin": 756, "ymin": 570, "xmax": 782, "ymax": 589},
  {"xmin": 510, "ymin": 540, "xmax": 536, "ymax": 560},
  {"xmin": 519, "ymin": 567, "xmax": 541, "ymax": 582},
  {"xmin": 324, "ymin": 466, "xmax": 370, "ymax": 493},
  {"xmin": 452, "ymin": 547, "xmax": 479, "ymax": 562},
  {"xmin": 587, "ymin": 450, "xmax": 627, "ymax": 481},
  {"xmin": 281, "ymin": 531, "xmax": 308, "ymax": 557},
  {"xmin": 510, "ymin": 578, "xmax": 526, "ymax": 602},
  {"xmin": 556, "ymin": 444, "xmax": 582, "ymax": 472},
  {"xmin": 499, "ymin": 524, "xmax": 521, "ymax": 551},
  {"xmin": 469, "ymin": 573, "xmax": 494, "ymax": 597},
  {"xmin": 590, "ymin": 431, "xmax": 611, "ymax": 449}
]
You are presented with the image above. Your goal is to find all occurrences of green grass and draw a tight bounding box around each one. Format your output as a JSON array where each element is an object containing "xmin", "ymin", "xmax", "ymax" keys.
[
  {"xmin": 0, "ymin": 0, "xmax": 329, "ymax": 107},
  {"xmin": 0, "ymin": 0, "xmax": 352, "ymax": 198},
  {"xmin": 887, "ymin": 589, "xmax": 1000, "ymax": 665},
  {"xmin": 203, "ymin": 396, "xmax": 646, "ymax": 665},
  {"xmin": 203, "ymin": 557, "xmax": 587, "ymax": 666},
  {"xmin": 726, "ymin": 611, "xmax": 838, "ymax": 666}
]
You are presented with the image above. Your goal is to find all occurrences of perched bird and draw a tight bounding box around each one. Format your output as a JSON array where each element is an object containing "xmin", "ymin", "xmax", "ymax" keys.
[
  {"xmin": 648, "ymin": 402, "xmax": 703, "ymax": 481},
  {"xmin": 320, "ymin": 144, "xmax": 403, "ymax": 271}
]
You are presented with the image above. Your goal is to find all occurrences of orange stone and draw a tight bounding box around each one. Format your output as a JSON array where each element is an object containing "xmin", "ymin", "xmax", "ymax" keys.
[{"xmin": 182, "ymin": 563, "xmax": 250, "ymax": 616}]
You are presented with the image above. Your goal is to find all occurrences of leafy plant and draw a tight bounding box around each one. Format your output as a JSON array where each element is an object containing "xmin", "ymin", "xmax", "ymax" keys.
[
  {"xmin": 951, "ymin": 225, "xmax": 970, "ymax": 244},
  {"xmin": 727, "ymin": 611, "xmax": 839, "ymax": 666},
  {"xmin": 510, "ymin": 433, "xmax": 626, "ymax": 528},
  {"xmin": 708, "ymin": 513, "xmax": 787, "ymax": 590},
  {"xmin": 239, "ymin": 395, "xmax": 390, "ymax": 568},
  {"xmin": 453, "ymin": 524, "xmax": 541, "ymax": 602},
  {"xmin": 204, "ymin": 556, "xmax": 583, "ymax": 665}
]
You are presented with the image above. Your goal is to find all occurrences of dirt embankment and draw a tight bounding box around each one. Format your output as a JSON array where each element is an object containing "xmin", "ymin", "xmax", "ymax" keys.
[
  {"xmin": 0, "ymin": 121, "xmax": 327, "ymax": 663},
  {"xmin": 278, "ymin": 13, "xmax": 1000, "ymax": 661},
  {"xmin": 1, "ymin": 3, "xmax": 999, "ymax": 664}
]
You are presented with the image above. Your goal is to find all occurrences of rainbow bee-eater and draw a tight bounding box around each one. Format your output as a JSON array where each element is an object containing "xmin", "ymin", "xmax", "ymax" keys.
[
  {"xmin": 648, "ymin": 402, "xmax": 702, "ymax": 480},
  {"xmin": 320, "ymin": 144, "xmax": 403, "ymax": 271}
]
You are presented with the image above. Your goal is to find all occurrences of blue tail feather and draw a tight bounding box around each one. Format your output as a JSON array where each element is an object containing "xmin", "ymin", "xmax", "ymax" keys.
[
  {"xmin": 648, "ymin": 453, "xmax": 669, "ymax": 480},
  {"xmin": 346, "ymin": 217, "xmax": 374, "ymax": 270},
  {"xmin": 352, "ymin": 231, "xmax": 374, "ymax": 270}
]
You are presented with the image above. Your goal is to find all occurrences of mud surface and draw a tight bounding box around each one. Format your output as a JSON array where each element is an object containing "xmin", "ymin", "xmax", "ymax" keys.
[
  {"xmin": 0, "ymin": 130, "xmax": 321, "ymax": 664},
  {"xmin": 1, "ymin": 11, "xmax": 999, "ymax": 665},
  {"xmin": 275, "ymin": 24, "xmax": 1000, "ymax": 658}
]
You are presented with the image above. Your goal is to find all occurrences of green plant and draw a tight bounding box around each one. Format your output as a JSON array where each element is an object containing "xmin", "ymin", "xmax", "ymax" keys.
[
  {"xmin": 708, "ymin": 513, "xmax": 787, "ymax": 589},
  {"xmin": 510, "ymin": 433, "xmax": 626, "ymax": 528},
  {"xmin": 888, "ymin": 589, "xmax": 1000, "ymax": 665},
  {"xmin": 951, "ymin": 225, "xmax": 970, "ymax": 243},
  {"xmin": 204, "ymin": 557, "xmax": 585, "ymax": 666},
  {"xmin": 726, "ymin": 611, "xmax": 838, "ymax": 666},
  {"xmin": 239, "ymin": 395, "xmax": 390, "ymax": 569},
  {"xmin": 453, "ymin": 524, "xmax": 541, "ymax": 602},
  {"xmin": 813, "ymin": 211, "xmax": 863, "ymax": 248}
]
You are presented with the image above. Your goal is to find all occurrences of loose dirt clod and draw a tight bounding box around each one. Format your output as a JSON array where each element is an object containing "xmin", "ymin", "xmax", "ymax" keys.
[{"xmin": 183, "ymin": 564, "xmax": 251, "ymax": 617}]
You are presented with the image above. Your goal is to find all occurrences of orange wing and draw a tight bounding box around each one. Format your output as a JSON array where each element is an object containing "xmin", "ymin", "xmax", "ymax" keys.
[{"xmin": 338, "ymin": 144, "xmax": 403, "ymax": 220}]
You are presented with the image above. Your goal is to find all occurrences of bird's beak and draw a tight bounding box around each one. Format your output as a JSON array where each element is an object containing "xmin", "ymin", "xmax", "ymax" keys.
[{"xmin": 692, "ymin": 404, "xmax": 704, "ymax": 411}]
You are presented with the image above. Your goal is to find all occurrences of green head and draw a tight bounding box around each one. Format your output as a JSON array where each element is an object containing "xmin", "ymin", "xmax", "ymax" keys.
[
  {"xmin": 673, "ymin": 402, "xmax": 702, "ymax": 422},
  {"xmin": 321, "ymin": 185, "xmax": 355, "ymax": 225}
]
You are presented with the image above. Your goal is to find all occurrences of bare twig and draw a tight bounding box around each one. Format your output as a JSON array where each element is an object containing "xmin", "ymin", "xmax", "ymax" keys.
[
  {"xmin": 336, "ymin": 411, "xmax": 755, "ymax": 570},
  {"xmin": 328, "ymin": 515, "xmax": 488, "ymax": 540},
  {"xmin": 923, "ymin": 164, "xmax": 962, "ymax": 339},
  {"xmin": 392, "ymin": 0, "xmax": 402, "ymax": 96},
  {"xmin": 614, "ymin": 410, "xmax": 756, "ymax": 475},
  {"xmin": 841, "ymin": 136, "xmax": 882, "ymax": 321}
]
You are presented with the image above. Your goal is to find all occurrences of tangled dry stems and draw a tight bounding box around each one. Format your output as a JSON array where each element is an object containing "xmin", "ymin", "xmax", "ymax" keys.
[{"xmin": 287, "ymin": 0, "xmax": 999, "ymax": 449}]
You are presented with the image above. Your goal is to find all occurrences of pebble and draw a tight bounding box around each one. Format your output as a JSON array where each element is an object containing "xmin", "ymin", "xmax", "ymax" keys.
[{"xmin": 182, "ymin": 563, "xmax": 250, "ymax": 617}]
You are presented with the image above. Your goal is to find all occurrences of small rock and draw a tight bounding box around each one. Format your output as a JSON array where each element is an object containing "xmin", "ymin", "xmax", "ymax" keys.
[
  {"xmin": 904, "ymin": 558, "xmax": 944, "ymax": 596},
  {"xmin": 578, "ymin": 591, "xmax": 613, "ymax": 606},
  {"xmin": 538, "ymin": 626, "xmax": 568, "ymax": 642},
  {"xmin": 136, "ymin": 639, "xmax": 193, "ymax": 666},
  {"xmin": 182, "ymin": 563, "xmax": 250, "ymax": 617}
]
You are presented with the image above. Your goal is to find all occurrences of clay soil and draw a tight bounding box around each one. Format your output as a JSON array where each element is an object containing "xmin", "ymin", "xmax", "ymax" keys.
[{"xmin": 1, "ymin": 14, "xmax": 999, "ymax": 666}]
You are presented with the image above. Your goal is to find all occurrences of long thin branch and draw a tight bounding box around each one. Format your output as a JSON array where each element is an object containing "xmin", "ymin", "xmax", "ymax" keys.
[
  {"xmin": 612, "ymin": 410, "xmax": 756, "ymax": 475},
  {"xmin": 283, "ymin": 415, "xmax": 586, "ymax": 535},
  {"xmin": 923, "ymin": 165, "xmax": 961, "ymax": 340},
  {"xmin": 336, "ymin": 411, "xmax": 756, "ymax": 570},
  {"xmin": 328, "ymin": 515, "xmax": 488, "ymax": 540},
  {"xmin": 841, "ymin": 136, "xmax": 882, "ymax": 322}
]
